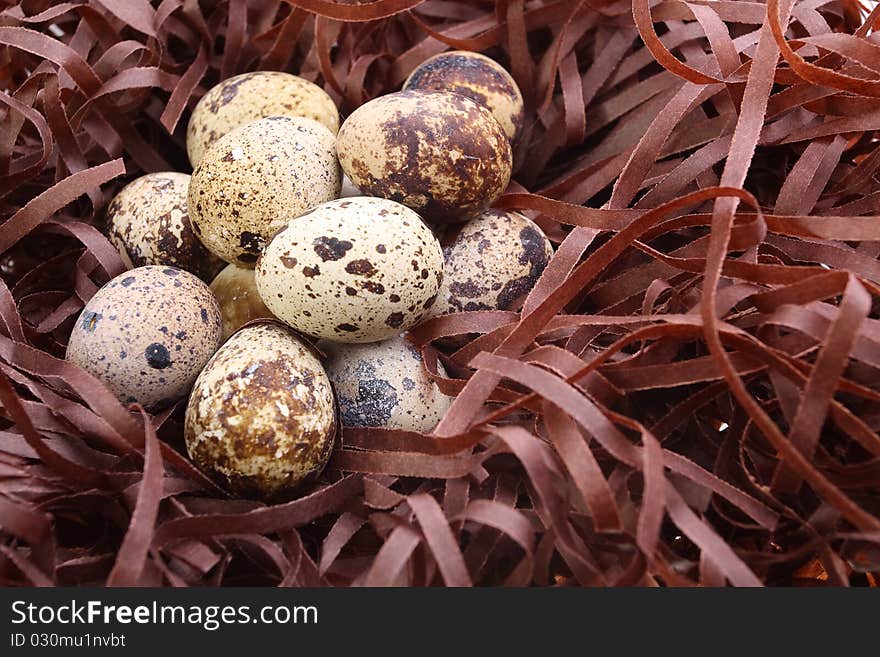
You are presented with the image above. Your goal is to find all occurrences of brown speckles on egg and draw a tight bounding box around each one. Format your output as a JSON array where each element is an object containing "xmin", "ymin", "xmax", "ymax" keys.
[
  {"xmin": 385, "ymin": 312, "xmax": 404, "ymax": 328},
  {"xmin": 434, "ymin": 209, "xmax": 553, "ymax": 315},
  {"xmin": 313, "ymin": 236, "xmax": 353, "ymax": 261},
  {"xmin": 187, "ymin": 71, "xmax": 340, "ymax": 167},
  {"xmin": 184, "ymin": 323, "xmax": 337, "ymax": 499},
  {"xmin": 188, "ymin": 117, "xmax": 341, "ymax": 267},
  {"xmin": 66, "ymin": 266, "xmax": 223, "ymax": 410},
  {"xmin": 344, "ymin": 259, "xmax": 376, "ymax": 277},
  {"xmin": 404, "ymin": 51, "xmax": 525, "ymax": 141},
  {"xmin": 336, "ymin": 91, "xmax": 511, "ymax": 225},
  {"xmin": 321, "ymin": 335, "xmax": 451, "ymax": 432},
  {"xmin": 255, "ymin": 197, "xmax": 443, "ymax": 343},
  {"xmin": 106, "ymin": 173, "xmax": 224, "ymax": 282},
  {"xmin": 209, "ymin": 264, "xmax": 273, "ymax": 340}
]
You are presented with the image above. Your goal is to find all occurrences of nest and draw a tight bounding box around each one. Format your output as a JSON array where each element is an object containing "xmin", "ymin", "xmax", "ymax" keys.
[{"xmin": 1, "ymin": 0, "xmax": 880, "ymax": 587}]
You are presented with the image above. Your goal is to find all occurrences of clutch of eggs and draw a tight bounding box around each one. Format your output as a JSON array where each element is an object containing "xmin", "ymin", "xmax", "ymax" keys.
[{"xmin": 68, "ymin": 57, "xmax": 554, "ymax": 501}]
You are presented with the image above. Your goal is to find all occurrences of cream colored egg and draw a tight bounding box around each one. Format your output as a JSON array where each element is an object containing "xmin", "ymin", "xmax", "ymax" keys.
[
  {"xmin": 209, "ymin": 264, "xmax": 273, "ymax": 340},
  {"xmin": 187, "ymin": 71, "xmax": 340, "ymax": 167},
  {"xmin": 106, "ymin": 172, "xmax": 225, "ymax": 282},
  {"xmin": 255, "ymin": 197, "xmax": 443, "ymax": 343},
  {"xmin": 435, "ymin": 209, "xmax": 553, "ymax": 314},
  {"xmin": 184, "ymin": 323, "xmax": 337, "ymax": 499},
  {"xmin": 321, "ymin": 335, "xmax": 451, "ymax": 432},
  {"xmin": 336, "ymin": 90, "xmax": 512, "ymax": 225},
  {"xmin": 188, "ymin": 116, "xmax": 341, "ymax": 266},
  {"xmin": 404, "ymin": 51, "xmax": 525, "ymax": 141},
  {"xmin": 66, "ymin": 266, "xmax": 223, "ymax": 410}
]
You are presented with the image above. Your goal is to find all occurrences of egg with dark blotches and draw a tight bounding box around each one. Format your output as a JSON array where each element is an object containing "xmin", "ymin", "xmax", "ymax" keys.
[
  {"xmin": 188, "ymin": 116, "xmax": 341, "ymax": 267},
  {"xmin": 66, "ymin": 266, "xmax": 223, "ymax": 410},
  {"xmin": 209, "ymin": 264, "xmax": 273, "ymax": 340},
  {"xmin": 184, "ymin": 323, "xmax": 337, "ymax": 500},
  {"xmin": 435, "ymin": 210, "xmax": 553, "ymax": 315},
  {"xmin": 321, "ymin": 335, "xmax": 451, "ymax": 432},
  {"xmin": 255, "ymin": 197, "xmax": 443, "ymax": 343},
  {"xmin": 404, "ymin": 51, "xmax": 525, "ymax": 142},
  {"xmin": 106, "ymin": 172, "xmax": 225, "ymax": 282},
  {"xmin": 336, "ymin": 90, "xmax": 512, "ymax": 225},
  {"xmin": 187, "ymin": 71, "xmax": 340, "ymax": 167}
]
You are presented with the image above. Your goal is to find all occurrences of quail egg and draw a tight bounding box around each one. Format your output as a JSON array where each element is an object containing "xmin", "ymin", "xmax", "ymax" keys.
[
  {"xmin": 322, "ymin": 335, "xmax": 451, "ymax": 432},
  {"xmin": 209, "ymin": 264, "xmax": 273, "ymax": 340},
  {"xmin": 404, "ymin": 51, "xmax": 525, "ymax": 141},
  {"xmin": 435, "ymin": 209, "xmax": 553, "ymax": 314},
  {"xmin": 184, "ymin": 323, "xmax": 337, "ymax": 499},
  {"xmin": 188, "ymin": 116, "xmax": 341, "ymax": 266},
  {"xmin": 187, "ymin": 71, "xmax": 340, "ymax": 167},
  {"xmin": 255, "ymin": 197, "xmax": 443, "ymax": 343},
  {"xmin": 66, "ymin": 266, "xmax": 223, "ymax": 409},
  {"xmin": 336, "ymin": 90, "xmax": 512, "ymax": 224},
  {"xmin": 106, "ymin": 172, "xmax": 224, "ymax": 282}
]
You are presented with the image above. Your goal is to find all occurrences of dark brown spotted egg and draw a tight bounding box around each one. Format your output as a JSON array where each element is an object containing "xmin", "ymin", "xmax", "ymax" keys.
[
  {"xmin": 184, "ymin": 323, "xmax": 337, "ymax": 499},
  {"xmin": 65, "ymin": 266, "xmax": 223, "ymax": 410},
  {"xmin": 435, "ymin": 210, "xmax": 553, "ymax": 314},
  {"xmin": 404, "ymin": 51, "xmax": 525, "ymax": 142},
  {"xmin": 209, "ymin": 264, "xmax": 273, "ymax": 340},
  {"xmin": 336, "ymin": 90, "xmax": 512, "ymax": 225},
  {"xmin": 188, "ymin": 116, "xmax": 341, "ymax": 266},
  {"xmin": 106, "ymin": 172, "xmax": 225, "ymax": 282},
  {"xmin": 254, "ymin": 197, "xmax": 443, "ymax": 343},
  {"xmin": 321, "ymin": 335, "xmax": 451, "ymax": 432},
  {"xmin": 187, "ymin": 71, "xmax": 340, "ymax": 167}
]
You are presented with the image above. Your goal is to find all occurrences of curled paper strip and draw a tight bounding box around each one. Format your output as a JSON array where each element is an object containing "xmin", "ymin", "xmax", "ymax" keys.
[{"xmin": 0, "ymin": 0, "xmax": 879, "ymax": 587}]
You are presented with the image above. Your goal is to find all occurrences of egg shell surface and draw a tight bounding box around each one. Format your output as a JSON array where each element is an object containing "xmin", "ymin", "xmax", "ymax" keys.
[
  {"xmin": 65, "ymin": 266, "xmax": 223, "ymax": 410},
  {"xmin": 186, "ymin": 71, "xmax": 340, "ymax": 167},
  {"xmin": 435, "ymin": 209, "xmax": 553, "ymax": 314},
  {"xmin": 209, "ymin": 264, "xmax": 274, "ymax": 340},
  {"xmin": 188, "ymin": 116, "xmax": 341, "ymax": 266},
  {"xmin": 336, "ymin": 90, "xmax": 512, "ymax": 224},
  {"xmin": 322, "ymin": 335, "xmax": 451, "ymax": 432},
  {"xmin": 184, "ymin": 323, "xmax": 337, "ymax": 499},
  {"xmin": 255, "ymin": 197, "xmax": 443, "ymax": 343},
  {"xmin": 106, "ymin": 172, "xmax": 225, "ymax": 282},
  {"xmin": 404, "ymin": 51, "xmax": 525, "ymax": 141}
]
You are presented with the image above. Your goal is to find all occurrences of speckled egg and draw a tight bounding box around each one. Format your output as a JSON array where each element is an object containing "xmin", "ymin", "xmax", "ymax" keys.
[
  {"xmin": 66, "ymin": 266, "xmax": 223, "ymax": 409},
  {"xmin": 435, "ymin": 209, "xmax": 553, "ymax": 314},
  {"xmin": 255, "ymin": 197, "xmax": 443, "ymax": 343},
  {"xmin": 106, "ymin": 172, "xmax": 225, "ymax": 282},
  {"xmin": 321, "ymin": 335, "xmax": 451, "ymax": 432},
  {"xmin": 404, "ymin": 51, "xmax": 525, "ymax": 142},
  {"xmin": 336, "ymin": 90, "xmax": 512, "ymax": 224},
  {"xmin": 188, "ymin": 116, "xmax": 341, "ymax": 266},
  {"xmin": 209, "ymin": 264, "xmax": 273, "ymax": 340},
  {"xmin": 187, "ymin": 71, "xmax": 340, "ymax": 167},
  {"xmin": 184, "ymin": 323, "xmax": 337, "ymax": 499}
]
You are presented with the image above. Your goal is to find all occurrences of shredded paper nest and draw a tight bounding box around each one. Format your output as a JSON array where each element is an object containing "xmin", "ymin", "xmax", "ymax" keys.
[{"xmin": 1, "ymin": 0, "xmax": 880, "ymax": 587}]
